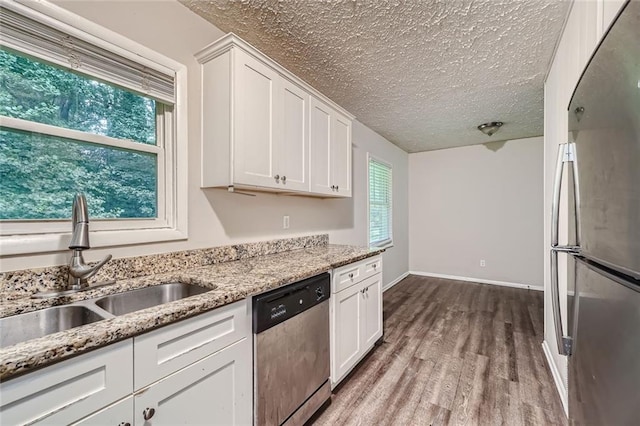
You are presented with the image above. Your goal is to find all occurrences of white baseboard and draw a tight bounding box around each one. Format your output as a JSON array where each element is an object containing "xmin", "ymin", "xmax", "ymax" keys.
[
  {"xmin": 408, "ymin": 271, "xmax": 543, "ymax": 291},
  {"xmin": 383, "ymin": 271, "xmax": 410, "ymax": 292},
  {"xmin": 542, "ymin": 340, "xmax": 569, "ymax": 417}
]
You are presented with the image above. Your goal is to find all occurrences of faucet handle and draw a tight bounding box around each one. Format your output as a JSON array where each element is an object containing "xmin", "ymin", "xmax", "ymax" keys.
[
  {"xmin": 88, "ymin": 254, "xmax": 112, "ymax": 278},
  {"xmin": 68, "ymin": 252, "xmax": 112, "ymax": 289}
]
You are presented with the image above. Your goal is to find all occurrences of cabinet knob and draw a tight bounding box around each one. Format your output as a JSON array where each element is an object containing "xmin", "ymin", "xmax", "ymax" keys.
[
  {"xmin": 118, "ymin": 423, "xmax": 131, "ymax": 426},
  {"xmin": 143, "ymin": 408, "xmax": 155, "ymax": 421},
  {"xmin": 336, "ymin": 185, "xmax": 339, "ymax": 191},
  {"xmin": 282, "ymin": 175, "xmax": 286, "ymax": 183},
  {"xmin": 274, "ymin": 174, "xmax": 280, "ymax": 182},
  {"xmin": 348, "ymin": 272, "xmax": 354, "ymax": 279}
]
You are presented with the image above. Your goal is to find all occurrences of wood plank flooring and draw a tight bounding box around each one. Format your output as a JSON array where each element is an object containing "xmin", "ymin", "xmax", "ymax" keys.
[{"xmin": 311, "ymin": 275, "xmax": 566, "ymax": 426}]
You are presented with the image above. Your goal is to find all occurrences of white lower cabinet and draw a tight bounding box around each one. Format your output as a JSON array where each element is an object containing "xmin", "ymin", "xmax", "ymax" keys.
[
  {"xmin": 0, "ymin": 340, "xmax": 133, "ymax": 425},
  {"xmin": 133, "ymin": 337, "xmax": 252, "ymax": 426},
  {"xmin": 0, "ymin": 299, "xmax": 251, "ymax": 426},
  {"xmin": 330, "ymin": 256, "xmax": 383, "ymax": 388},
  {"xmin": 333, "ymin": 281, "xmax": 363, "ymax": 381},
  {"xmin": 75, "ymin": 396, "xmax": 134, "ymax": 426},
  {"xmin": 362, "ymin": 276, "xmax": 383, "ymax": 349}
]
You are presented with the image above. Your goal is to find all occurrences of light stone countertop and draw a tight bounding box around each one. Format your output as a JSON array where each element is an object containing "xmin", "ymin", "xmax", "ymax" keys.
[{"xmin": 0, "ymin": 244, "xmax": 382, "ymax": 381}]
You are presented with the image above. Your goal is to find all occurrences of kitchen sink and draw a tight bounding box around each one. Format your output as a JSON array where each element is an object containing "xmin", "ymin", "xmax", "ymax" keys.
[
  {"xmin": 95, "ymin": 282, "xmax": 210, "ymax": 316},
  {"xmin": 0, "ymin": 305, "xmax": 107, "ymax": 348}
]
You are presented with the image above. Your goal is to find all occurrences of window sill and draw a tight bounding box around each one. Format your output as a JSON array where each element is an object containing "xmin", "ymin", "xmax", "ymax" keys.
[
  {"xmin": 1, "ymin": 228, "xmax": 188, "ymax": 256},
  {"xmin": 370, "ymin": 241, "xmax": 394, "ymax": 250}
]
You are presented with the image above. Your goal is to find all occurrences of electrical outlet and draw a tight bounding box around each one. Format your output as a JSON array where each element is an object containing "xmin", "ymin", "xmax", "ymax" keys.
[
  {"xmin": 480, "ymin": 259, "xmax": 486, "ymax": 267},
  {"xmin": 283, "ymin": 215, "xmax": 290, "ymax": 229}
]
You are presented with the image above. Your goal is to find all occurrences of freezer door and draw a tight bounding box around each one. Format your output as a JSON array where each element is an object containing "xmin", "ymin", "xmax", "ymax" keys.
[
  {"xmin": 569, "ymin": 257, "xmax": 640, "ymax": 425},
  {"xmin": 567, "ymin": 0, "xmax": 640, "ymax": 277}
]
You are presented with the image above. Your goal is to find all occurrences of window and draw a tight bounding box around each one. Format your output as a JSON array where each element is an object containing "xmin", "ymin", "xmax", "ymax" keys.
[
  {"xmin": 0, "ymin": 1, "xmax": 187, "ymax": 255},
  {"xmin": 368, "ymin": 154, "xmax": 392, "ymax": 248}
]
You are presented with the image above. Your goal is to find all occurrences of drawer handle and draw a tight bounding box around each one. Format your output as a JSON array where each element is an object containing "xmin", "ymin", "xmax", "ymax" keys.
[
  {"xmin": 119, "ymin": 423, "xmax": 131, "ymax": 426},
  {"xmin": 373, "ymin": 264, "xmax": 377, "ymax": 268},
  {"xmin": 143, "ymin": 408, "xmax": 155, "ymax": 421},
  {"xmin": 282, "ymin": 175, "xmax": 287, "ymax": 183},
  {"xmin": 349, "ymin": 273, "xmax": 354, "ymax": 279},
  {"xmin": 274, "ymin": 174, "xmax": 280, "ymax": 182}
]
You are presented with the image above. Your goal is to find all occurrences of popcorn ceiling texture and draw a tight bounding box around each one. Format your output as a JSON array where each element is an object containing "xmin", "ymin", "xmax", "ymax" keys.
[{"xmin": 180, "ymin": 0, "xmax": 569, "ymax": 152}]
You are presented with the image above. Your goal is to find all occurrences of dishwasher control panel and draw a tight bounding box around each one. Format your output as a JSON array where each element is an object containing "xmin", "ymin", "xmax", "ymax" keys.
[{"xmin": 252, "ymin": 273, "xmax": 330, "ymax": 333}]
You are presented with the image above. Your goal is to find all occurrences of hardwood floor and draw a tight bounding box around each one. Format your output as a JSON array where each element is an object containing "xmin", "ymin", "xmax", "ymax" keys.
[{"xmin": 311, "ymin": 275, "xmax": 567, "ymax": 426}]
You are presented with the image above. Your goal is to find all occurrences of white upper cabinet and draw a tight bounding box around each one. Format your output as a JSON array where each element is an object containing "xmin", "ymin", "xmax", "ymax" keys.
[
  {"xmin": 279, "ymin": 78, "xmax": 310, "ymax": 191},
  {"xmin": 309, "ymin": 98, "xmax": 352, "ymax": 197},
  {"xmin": 197, "ymin": 34, "xmax": 353, "ymax": 197},
  {"xmin": 331, "ymin": 111, "xmax": 352, "ymax": 197},
  {"xmin": 233, "ymin": 49, "xmax": 280, "ymax": 188}
]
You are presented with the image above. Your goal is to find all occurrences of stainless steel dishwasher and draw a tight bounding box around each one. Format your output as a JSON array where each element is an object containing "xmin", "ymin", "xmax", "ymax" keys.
[{"xmin": 253, "ymin": 273, "xmax": 331, "ymax": 426}]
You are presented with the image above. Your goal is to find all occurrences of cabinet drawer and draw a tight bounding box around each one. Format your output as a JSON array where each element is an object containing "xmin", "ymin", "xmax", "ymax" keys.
[
  {"xmin": 332, "ymin": 255, "xmax": 382, "ymax": 293},
  {"xmin": 0, "ymin": 340, "xmax": 133, "ymax": 426},
  {"xmin": 133, "ymin": 299, "xmax": 250, "ymax": 390}
]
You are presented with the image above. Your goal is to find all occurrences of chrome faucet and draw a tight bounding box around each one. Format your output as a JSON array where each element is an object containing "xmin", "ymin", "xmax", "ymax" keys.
[{"xmin": 67, "ymin": 194, "xmax": 112, "ymax": 290}]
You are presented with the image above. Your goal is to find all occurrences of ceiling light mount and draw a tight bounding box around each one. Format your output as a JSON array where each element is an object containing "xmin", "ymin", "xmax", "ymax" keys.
[{"xmin": 477, "ymin": 121, "xmax": 503, "ymax": 136}]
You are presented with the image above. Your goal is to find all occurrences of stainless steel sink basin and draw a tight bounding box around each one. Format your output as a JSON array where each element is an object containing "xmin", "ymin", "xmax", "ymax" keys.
[
  {"xmin": 0, "ymin": 306, "xmax": 107, "ymax": 348},
  {"xmin": 95, "ymin": 282, "xmax": 210, "ymax": 316}
]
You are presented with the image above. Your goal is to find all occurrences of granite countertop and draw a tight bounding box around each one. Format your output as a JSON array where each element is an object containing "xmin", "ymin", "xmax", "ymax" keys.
[{"xmin": 0, "ymin": 244, "xmax": 382, "ymax": 381}]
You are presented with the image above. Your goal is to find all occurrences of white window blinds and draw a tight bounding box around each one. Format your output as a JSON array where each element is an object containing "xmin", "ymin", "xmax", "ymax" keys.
[
  {"xmin": 369, "ymin": 156, "xmax": 392, "ymax": 247},
  {"xmin": 0, "ymin": 3, "xmax": 175, "ymax": 104}
]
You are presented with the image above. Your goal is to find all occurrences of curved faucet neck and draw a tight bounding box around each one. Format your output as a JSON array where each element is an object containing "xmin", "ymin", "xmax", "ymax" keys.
[{"xmin": 69, "ymin": 193, "xmax": 90, "ymax": 250}]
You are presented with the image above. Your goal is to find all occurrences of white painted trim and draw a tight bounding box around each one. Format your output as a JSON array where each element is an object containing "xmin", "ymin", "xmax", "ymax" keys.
[
  {"xmin": 1, "ymin": 117, "xmax": 161, "ymax": 154},
  {"xmin": 367, "ymin": 153, "xmax": 393, "ymax": 249},
  {"xmin": 383, "ymin": 271, "xmax": 409, "ymax": 292},
  {"xmin": 408, "ymin": 271, "xmax": 544, "ymax": 291},
  {"xmin": 0, "ymin": 0, "xmax": 189, "ymax": 256},
  {"xmin": 542, "ymin": 340, "xmax": 569, "ymax": 417}
]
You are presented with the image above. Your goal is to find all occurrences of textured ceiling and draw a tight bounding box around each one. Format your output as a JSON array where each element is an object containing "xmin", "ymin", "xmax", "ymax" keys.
[{"xmin": 180, "ymin": 0, "xmax": 570, "ymax": 152}]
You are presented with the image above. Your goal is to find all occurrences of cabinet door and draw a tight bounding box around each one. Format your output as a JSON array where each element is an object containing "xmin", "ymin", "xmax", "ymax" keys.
[
  {"xmin": 279, "ymin": 79, "xmax": 309, "ymax": 191},
  {"xmin": 330, "ymin": 112, "xmax": 352, "ymax": 197},
  {"xmin": 74, "ymin": 396, "xmax": 133, "ymax": 426},
  {"xmin": 309, "ymin": 97, "xmax": 333, "ymax": 195},
  {"xmin": 362, "ymin": 274, "xmax": 383, "ymax": 349},
  {"xmin": 134, "ymin": 338, "xmax": 252, "ymax": 426},
  {"xmin": 332, "ymin": 282, "xmax": 363, "ymax": 384},
  {"xmin": 233, "ymin": 49, "xmax": 280, "ymax": 188},
  {"xmin": 0, "ymin": 340, "xmax": 133, "ymax": 426}
]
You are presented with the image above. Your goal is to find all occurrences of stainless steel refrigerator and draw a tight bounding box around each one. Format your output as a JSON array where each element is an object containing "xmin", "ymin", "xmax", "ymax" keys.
[{"xmin": 550, "ymin": 1, "xmax": 640, "ymax": 424}]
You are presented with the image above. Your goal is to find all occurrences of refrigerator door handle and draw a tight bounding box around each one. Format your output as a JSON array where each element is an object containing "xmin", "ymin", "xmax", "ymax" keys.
[
  {"xmin": 551, "ymin": 144, "xmax": 565, "ymax": 247},
  {"xmin": 549, "ymin": 142, "xmax": 580, "ymax": 357},
  {"xmin": 550, "ymin": 249, "xmax": 573, "ymax": 356}
]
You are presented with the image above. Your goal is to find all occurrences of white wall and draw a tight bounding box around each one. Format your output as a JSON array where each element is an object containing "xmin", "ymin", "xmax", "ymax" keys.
[
  {"xmin": 409, "ymin": 137, "xmax": 544, "ymax": 288},
  {"xmin": 333, "ymin": 121, "xmax": 409, "ymax": 288},
  {"xmin": 1, "ymin": 0, "xmax": 409, "ymax": 287}
]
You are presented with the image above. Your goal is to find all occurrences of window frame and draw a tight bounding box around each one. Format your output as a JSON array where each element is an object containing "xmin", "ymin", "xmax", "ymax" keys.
[
  {"xmin": 367, "ymin": 153, "xmax": 393, "ymax": 249},
  {"xmin": 0, "ymin": 0, "xmax": 188, "ymax": 255}
]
